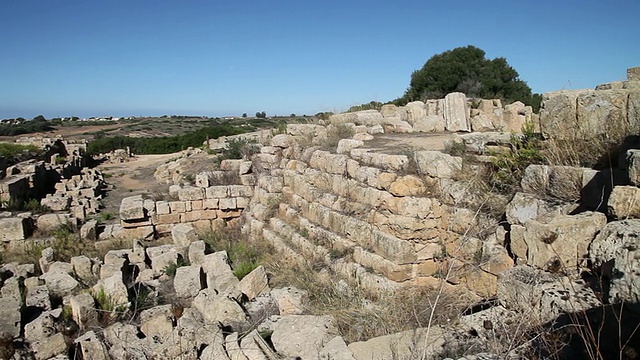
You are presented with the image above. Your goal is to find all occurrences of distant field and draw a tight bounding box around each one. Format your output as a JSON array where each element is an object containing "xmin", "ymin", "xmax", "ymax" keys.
[{"xmin": 0, "ymin": 116, "xmax": 313, "ymax": 143}]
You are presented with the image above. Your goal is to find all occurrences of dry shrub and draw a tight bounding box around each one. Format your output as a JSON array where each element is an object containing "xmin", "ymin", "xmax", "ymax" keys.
[
  {"xmin": 323, "ymin": 123, "xmax": 355, "ymax": 150},
  {"xmin": 266, "ymin": 258, "xmax": 466, "ymax": 343},
  {"xmin": 544, "ymin": 108, "xmax": 640, "ymax": 169}
]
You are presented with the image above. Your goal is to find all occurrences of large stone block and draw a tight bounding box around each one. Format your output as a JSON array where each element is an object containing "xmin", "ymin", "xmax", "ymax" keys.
[
  {"xmin": 119, "ymin": 195, "xmax": 146, "ymax": 221},
  {"xmin": 415, "ymin": 151, "xmax": 462, "ymax": 179},
  {"xmin": 444, "ymin": 92, "xmax": 470, "ymax": 131},
  {"xmin": 0, "ymin": 217, "xmax": 30, "ymax": 241}
]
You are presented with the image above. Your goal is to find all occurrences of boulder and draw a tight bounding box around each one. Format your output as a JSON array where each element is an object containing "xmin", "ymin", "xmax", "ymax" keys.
[
  {"xmin": 590, "ymin": 220, "xmax": 640, "ymax": 302},
  {"xmin": 201, "ymin": 251, "xmax": 240, "ymax": 294},
  {"xmin": 31, "ymin": 333, "xmax": 67, "ymax": 360},
  {"xmin": 80, "ymin": 220, "xmax": 98, "ymax": 241},
  {"xmin": 413, "ymin": 115, "xmax": 445, "ymax": 132}
]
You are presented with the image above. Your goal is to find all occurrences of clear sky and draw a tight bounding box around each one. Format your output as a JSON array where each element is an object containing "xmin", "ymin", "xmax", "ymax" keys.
[{"xmin": 1, "ymin": 0, "xmax": 638, "ymax": 119}]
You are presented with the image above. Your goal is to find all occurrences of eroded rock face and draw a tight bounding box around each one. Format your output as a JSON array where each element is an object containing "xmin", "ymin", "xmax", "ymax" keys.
[{"xmin": 590, "ymin": 220, "xmax": 640, "ymax": 303}]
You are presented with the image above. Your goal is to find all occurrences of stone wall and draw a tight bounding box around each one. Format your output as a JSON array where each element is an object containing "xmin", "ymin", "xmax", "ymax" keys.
[
  {"xmin": 107, "ymin": 184, "xmax": 252, "ymax": 241},
  {"xmin": 241, "ymin": 127, "xmax": 512, "ymax": 297},
  {"xmin": 329, "ymin": 92, "xmax": 537, "ymax": 134},
  {"xmin": 538, "ymin": 67, "xmax": 640, "ymax": 139}
]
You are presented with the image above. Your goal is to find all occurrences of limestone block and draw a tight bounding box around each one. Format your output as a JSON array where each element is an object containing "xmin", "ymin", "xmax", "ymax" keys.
[
  {"xmin": 607, "ymin": 185, "xmax": 640, "ymax": 219},
  {"xmin": 146, "ymin": 245, "xmax": 178, "ymax": 273},
  {"xmin": 219, "ymin": 197, "xmax": 237, "ymax": 210},
  {"xmin": 415, "ymin": 151, "xmax": 462, "ymax": 179},
  {"xmin": 0, "ymin": 217, "xmax": 29, "ymax": 241},
  {"xmin": 119, "ymin": 195, "xmax": 146, "ymax": 221},
  {"xmin": 155, "ymin": 201, "xmax": 171, "ymax": 215},
  {"xmin": 269, "ymin": 315, "xmax": 339, "ymax": 360},
  {"xmin": 412, "ymin": 114, "xmax": 445, "ymax": 132},
  {"xmin": 80, "ymin": 220, "xmax": 98, "ymax": 241},
  {"xmin": 538, "ymin": 89, "xmax": 588, "ymax": 138},
  {"xmin": 270, "ymin": 287, "xmax": 309, "ymax": 315},
  {"xmin": 202, "ymin": 251, "xmax": 239, "ymax": 294},
  {"xmin": 203, "ymin": 198, "xmax": 219, "ymax": 209},
  {"xmin": 576, "ymin": 89, "xmax": 628, "ymax": 137},
  {"xmin": 404, "ymin": 101, "xmax": 427, "ymax": 124},
  {"xmin": 40, "ymin": 196, "xmax": 71, "ymax": 211},
  {"xmin": 444, "ymin": 92, "xmax": 470, "ymax": 131},
  {"xmin": 206, "ymin": 185, "xmax": 229, "ymax": 198},
  {"xmin": 178, "ymin": 186, "xmax": 205, "ymax": 201},
  {"xmin": 36, "ymin": 213, "xmax": 74, "ymax": 233},
  {"xmin": 0, "ymin": 277, "xmax": 23, "ymax": 338},
  {"xmin": 590, "ymin": 219, "xmax": 640, "ymax": 302},
  {"xmin": 389, "ymin": 175, "xmax": 426, "ymax": 197},
  {"xmin": 70, "ymin": 293, "xmax": 98, "ymax": 329},
  {"xmin": 174, "ymin": 265, "xmax": 206, "ymax": 298},
  {"xmin": 628, "ymin": 66, "xmax": 640, "ymax": 81},
  {"xmin": 31, "ymin": 332, "xmax": 67, "ymax": 360},
  {"xmin": 382, "ymin": 119, "xmax": 413, "ymax": 133},
  {"xmin": 156, "ymin": 213, "xmax": 181, "ymax": 224},
  {"xmin": 169, "ymin": 201, "xmax": 188, "ymax": 213},
  {"xmin": 237, "ymin": 265, "xmax": 269, "ymax": 300},
  {"xmin": 172, "ymin": 223, "xmax": 198, "ymax": 247},
  {"xmin": 139, "ymin": 305, "xmax": 174, "ymax": 343},
  {"xmin": 627, "ymin": 149, "xmax": 640, "ymax": 186},
  {"xmin": 188, "ymin": 240, "xmax": 206, "ymax": 266},
  {"xmin": 192, "ymin": 288, "xmax": 246, "ymax": 326},
  {"xmin": 24, "ymin": 311, "xmax": 56, "ymax": 345},
  {"xmin": 521, "ymin": 212, "xmax": 607, "ymax": 271},
  {"xmin": 320, "ymin": 336, "xmax": 356, "ymax": 360},
  {"xmin": 271, "ymin": 134, "xmax": 295, "ymax": 148},
  {"xmin": 228, "ymin": 185, "xmax": 254, "ymax": 197},
  {"xmin": 41, "ymin": 267, "xmax": 80, "ymax": 297},
  {"xmin": 336, "ymin": 139, "xmax": 364, "ymax": 154}
]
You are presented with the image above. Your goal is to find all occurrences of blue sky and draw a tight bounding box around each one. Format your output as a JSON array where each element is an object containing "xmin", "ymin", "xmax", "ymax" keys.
[{"xmin": 1, "ymin": 0, "xmax": 638, "ymax": 119}]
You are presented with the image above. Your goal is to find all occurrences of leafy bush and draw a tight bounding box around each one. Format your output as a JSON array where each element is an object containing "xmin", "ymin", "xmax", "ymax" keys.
[
  {"xmin": 0, "ymin": 143, "xmax": 41, "ymax": 161},
  {"xmin": 86, "ymin": 124, "xmax": 246, "ymax": 155},
  {"xmin": 162, "ymin": 257, "xmax": 190, "ymax": 277},
  {"xmin": 397, "ymin": 45, "xmax": 537, "ymax": 109},
  {"xmin": 219, "ymin": 138, "xmax": 260, "ymax": 161},
  {"xmin": 490, "ymin": 122, "xmax": 543, "ymax": 192}
]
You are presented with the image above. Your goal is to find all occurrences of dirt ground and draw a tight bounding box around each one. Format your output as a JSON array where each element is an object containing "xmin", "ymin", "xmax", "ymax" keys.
[
  {"xmin": 96, "ymin": 153, "xmax": 181, "ymax": 216},
  {"xmin": 0, "ymin": 124, "xmax": 124, "ymax": 142}
]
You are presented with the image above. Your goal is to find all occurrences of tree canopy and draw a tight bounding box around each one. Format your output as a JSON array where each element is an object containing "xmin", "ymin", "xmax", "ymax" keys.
[{"xmin": 398, "ymin": 45, "xmax": 537, "ymax": 108}]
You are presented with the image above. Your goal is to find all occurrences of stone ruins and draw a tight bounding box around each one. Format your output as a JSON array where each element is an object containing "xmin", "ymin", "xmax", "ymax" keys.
[{"xmin": 0, "ymin": 67, "xmax": 638, "ymax": 359}]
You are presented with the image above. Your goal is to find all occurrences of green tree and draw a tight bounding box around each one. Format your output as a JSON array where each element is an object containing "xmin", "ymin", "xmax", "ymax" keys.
[
  {"xmin": 398, "ymin": 45, "xmax": 533, "ymax": 108},
  {"xmin": 242, "ymin": 113, "xmax": 247, "ymax": 118},
  {"xmin": 255, "ymin": 111, "xmax": 266, "ymax": 119}
]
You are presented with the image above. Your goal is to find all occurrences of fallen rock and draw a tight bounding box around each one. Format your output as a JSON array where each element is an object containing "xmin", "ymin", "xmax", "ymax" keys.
[
  {"xmin": 268, "ymin": 315, "xmax": 339, "ymax": 360},
  {"xmin": 237, "ymin": 265, "xmax": 269, "ymax": 300},
  {"xmin": 192, "ymin": 288, "xmax": 246, "ymax": 326},
  {"xmin": 590, "ymin": 219, "xmax": 640, "ymax": 302}
]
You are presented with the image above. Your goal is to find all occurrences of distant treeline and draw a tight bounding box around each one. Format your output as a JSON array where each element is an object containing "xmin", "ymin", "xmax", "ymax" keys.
[
  {"xmin": 87, "ymin": 124, "xmax": 245, "ymax": 155},
  {"xmin": 0, "ymin": 118, "xmax": 54, "ymax": 136}
]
